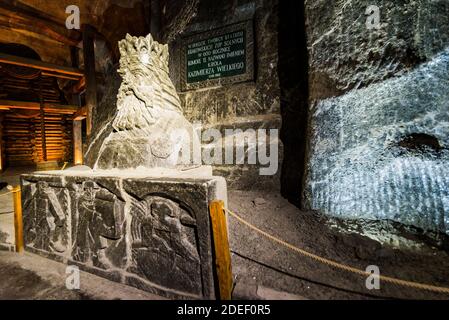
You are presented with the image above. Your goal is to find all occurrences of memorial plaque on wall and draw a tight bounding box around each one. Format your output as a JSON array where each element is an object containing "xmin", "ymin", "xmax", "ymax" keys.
[{"xmin": 181, "ymin": 21, "xmax": 254, "ymax": 91}]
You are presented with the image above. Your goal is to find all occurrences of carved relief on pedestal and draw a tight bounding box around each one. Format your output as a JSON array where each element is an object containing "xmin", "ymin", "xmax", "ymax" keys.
[
  {"xmin": 22, "ymin": 174, "xmax": 224, "ymax": 299},
  {"xmin": 72, "ymin": 181, "xmax": 125, "ymax": 270},
  {"xmin": 129, "ymin": 195, "xmax": 202, "ymax": 295},
  {"xmin": 22, "ymin": 181, "xmax": 69, "ymax": 255}
]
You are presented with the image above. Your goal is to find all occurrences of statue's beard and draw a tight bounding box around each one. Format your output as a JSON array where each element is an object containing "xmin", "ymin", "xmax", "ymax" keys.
[{"xmin": 113, "ymin": 88, "xmax": 156, "ymax": 133}]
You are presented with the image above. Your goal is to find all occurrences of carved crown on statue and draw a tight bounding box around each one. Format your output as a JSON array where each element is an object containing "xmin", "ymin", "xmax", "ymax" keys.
[{"xmin": 118, "ymin": 33, "xmax": 170, "ymax": 75}]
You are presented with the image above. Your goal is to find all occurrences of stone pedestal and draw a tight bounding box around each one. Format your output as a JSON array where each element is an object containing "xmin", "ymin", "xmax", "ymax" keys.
[{"xmin": 21, "ymin": 168, "xmax": 227, "ymax": 300}]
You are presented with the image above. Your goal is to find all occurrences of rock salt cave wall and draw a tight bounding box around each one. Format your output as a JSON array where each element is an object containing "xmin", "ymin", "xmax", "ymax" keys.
[{"xmin": 303, "ymin": 0, "xmax": 449, "ymax": 234}]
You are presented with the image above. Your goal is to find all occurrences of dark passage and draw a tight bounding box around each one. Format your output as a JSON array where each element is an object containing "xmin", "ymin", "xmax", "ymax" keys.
[{"xmin": 278, "ymin": 0, "xmax": 309, "ymax": 206}]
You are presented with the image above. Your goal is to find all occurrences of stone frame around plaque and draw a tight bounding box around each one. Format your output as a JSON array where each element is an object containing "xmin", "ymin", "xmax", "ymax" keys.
[{"xmin": 180, "ymin": 20, "xmax": 255, "ymax": 91}]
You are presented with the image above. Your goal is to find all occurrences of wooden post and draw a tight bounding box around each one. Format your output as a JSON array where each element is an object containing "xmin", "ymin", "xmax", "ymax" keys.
[
  {"xmin": 73, "ymin": 120, "xmax": 83, "ymax": 165},
  {"xmin": 209, "ymin": 200, "xmax": 233, "ymax": 300},
  {"xmin": 38, "ymin": 74, "xmax": 47, "ymax": 162},
  {"xmin": 0, "ymin": 114, "xmax": 4, "ymax": 172},
  {"xmin": 12, "ymin": 186, "xmax": 24, "ymax": 253},
  {"xmin": 70, "ymin": 46, "xmax": 79, "ymax": 68},
  {"xmin": 82, "ymin": 24, "xmax": 97, "ymax": 136}
]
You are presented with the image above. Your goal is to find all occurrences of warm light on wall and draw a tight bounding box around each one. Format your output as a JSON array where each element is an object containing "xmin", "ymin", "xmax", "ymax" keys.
[
  {"xmin": 74, "ymin": 152, "xmax": 83, "ymax": 165},
  {"xmin": 0, "ymin": 147, "xmax": 3, "ymax": 171},
  {"xmin": 73, "ymin": 120, "xmax": 83, "ymax": 166}
]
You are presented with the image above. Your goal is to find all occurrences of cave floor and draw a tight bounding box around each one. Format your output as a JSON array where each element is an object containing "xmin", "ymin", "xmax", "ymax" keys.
[
  {"xmin": 1, "ymin": 167, "xmax": 449, "ymax": 300},
  {"xmin": 228, "ymin": 190, "xmax": 449, "ymax": 300},
  {"xmin": 0, "ymin": 251, "xmax": 165, "ymax": 300}
]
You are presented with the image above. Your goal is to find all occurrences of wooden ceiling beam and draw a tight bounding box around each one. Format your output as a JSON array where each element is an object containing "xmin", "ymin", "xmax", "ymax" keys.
[
  {"xmin": 41, "ymin": 72, "xmax": 80, "ymax": 81},
  {"xmin": 0, "ymin": 53, "xmax": 84, "ymax": 78},
  {"xmin": 1, "ymin": 0, "xmax": 66, "ymax": 27},
  {"xmin": 0, "ymin": 13, "xmax": 79, "ymax": 47},
  {"xmin": 0, "ymin": 0, "xmax": 81, "ymax": 47},
  {"xmin": 0, "ymin": 100, "xmax": 79, "ymax": 114}
]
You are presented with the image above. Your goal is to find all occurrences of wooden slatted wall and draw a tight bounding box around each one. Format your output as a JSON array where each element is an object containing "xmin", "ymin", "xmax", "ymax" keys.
[
  {"xmin": 3, "ymin": 114, "xmax": 34, "ymax": 166},
  {"xmin": 33, "ymin": 113, "xmax": 72, "ymax": 163},
  {"xmin": 2, "ymin": 113, "xmax": 72, "ymax": 166},
  {"xmin": 0, "ymin": 114, "xmax": 4, "ymax": 171}
]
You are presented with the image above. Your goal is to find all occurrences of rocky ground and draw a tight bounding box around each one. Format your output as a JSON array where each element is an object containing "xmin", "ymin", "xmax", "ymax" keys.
[
  {"xmin": 228, "ymin": 190, "xmax": 449, "ymax": 300},
  {"xmin": 0, "ymin": 251, "xmax": 165, "ymax": 300}
]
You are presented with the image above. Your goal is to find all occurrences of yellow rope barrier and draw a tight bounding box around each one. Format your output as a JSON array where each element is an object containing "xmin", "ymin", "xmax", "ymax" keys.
[
  {"xmin": 0, "ymin": 191, "xmax": 14, "ymax": 197},
  {"xmin": 225, "ymin": 208, "xmax": 449, "ymax": 295},
  {"xmin": 61, "ymin": 162, "xmax": 68, "ymax": 170}
]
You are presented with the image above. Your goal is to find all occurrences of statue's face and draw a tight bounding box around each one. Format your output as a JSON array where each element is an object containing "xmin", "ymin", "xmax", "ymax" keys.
[
  {"xmin": 152, "ymin": 201, "xmax": 177, "ymax": 218},
  {"xmin": 37, "ymin": 181, "xmax": 49, "ymax": 193},
  {"xmin": 80, "ymin": 188, "xmax": 95, "ymax": 204},
  {"xmin": 81, "ymin": 182, "xmax": 98, "ymax": 203},
  {"xmin": 139, "ymin": 46, "xmax": 150, "ymax": 65}
]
